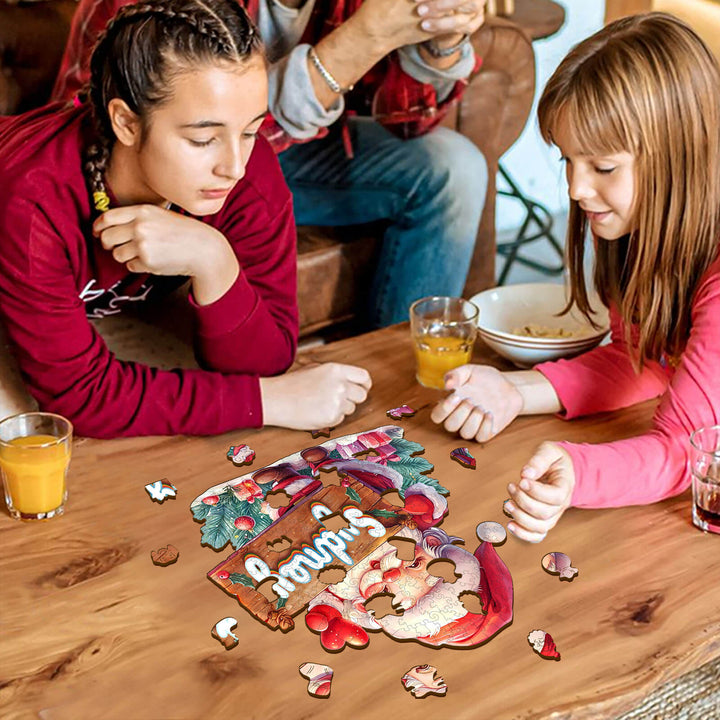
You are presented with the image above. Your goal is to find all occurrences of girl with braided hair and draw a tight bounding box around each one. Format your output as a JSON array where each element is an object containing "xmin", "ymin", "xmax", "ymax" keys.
[{"xmin": 0, "ymin": 0, "xmax": 370, "ymax": 437}]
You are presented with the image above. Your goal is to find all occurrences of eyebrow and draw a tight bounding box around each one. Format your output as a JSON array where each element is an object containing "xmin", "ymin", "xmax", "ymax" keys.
[{"xmin": 180, "ymin": 110, "xmax": 269, "ymax": 129}]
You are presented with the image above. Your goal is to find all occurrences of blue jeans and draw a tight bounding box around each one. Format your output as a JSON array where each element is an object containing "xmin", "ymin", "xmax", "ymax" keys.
[{"xmin": 279, "ymin": 117, "xmax": 488, "ymax": 328}]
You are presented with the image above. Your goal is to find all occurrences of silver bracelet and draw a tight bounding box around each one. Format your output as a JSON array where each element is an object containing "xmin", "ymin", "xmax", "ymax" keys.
[{"xmin": 308, "ymin": 46, "xmax": 353, "ymax": 94}]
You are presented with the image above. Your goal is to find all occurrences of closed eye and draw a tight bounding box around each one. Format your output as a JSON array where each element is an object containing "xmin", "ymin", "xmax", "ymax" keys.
[
  {"xmin": 595, "ymin": 166, "xmax": 616, "ymax": 174},
  {"xmin": 188, "ymin": 138, "xmax": 215, "ymax": 147}
]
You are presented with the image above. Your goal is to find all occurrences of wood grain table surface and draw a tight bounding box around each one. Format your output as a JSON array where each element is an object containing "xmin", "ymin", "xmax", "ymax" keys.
[{"xmin": 1, "ymin": 324, "xmax": 718, "ymax": 720}]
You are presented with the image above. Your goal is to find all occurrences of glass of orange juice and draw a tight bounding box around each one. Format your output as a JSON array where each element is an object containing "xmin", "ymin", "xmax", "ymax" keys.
[
  {"xmin": 410, "ymin": 296, "xmax": 479, "ymax": 389},
  {"xmin": 0, "ymin": 412, "xmax": 72, "ymax": 520}
]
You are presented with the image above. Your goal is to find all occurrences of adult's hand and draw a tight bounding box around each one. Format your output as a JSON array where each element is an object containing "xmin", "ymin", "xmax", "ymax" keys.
[
  {"xmin": 430, "ymin": 364, "xmax": 523, "ymax": 442},
  {"xmin": 415, "ymin": 0, "xmax": 487, "ymax": 46},
  {"xmin": 260, "ymin": 363, "xmax": 372, "ymax": 430},
  {"xmin": 94, "ymin": 205, "xmax": 238, "ymax": 305},
  {"xmin": 505, "ymin": 442, "xmax": 576, "ymax": 543}
]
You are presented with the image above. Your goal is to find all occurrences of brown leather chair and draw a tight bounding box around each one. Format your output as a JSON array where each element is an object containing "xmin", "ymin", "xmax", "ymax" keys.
[{"xmin": 0, "ymin": 0, "xmax": 536, "ymax": 337}]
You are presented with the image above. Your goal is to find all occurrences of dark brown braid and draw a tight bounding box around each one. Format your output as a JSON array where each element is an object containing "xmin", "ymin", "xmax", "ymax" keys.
[{"xmin": 83, "ymin": 0, "xmax": 263, "ymax": 212}]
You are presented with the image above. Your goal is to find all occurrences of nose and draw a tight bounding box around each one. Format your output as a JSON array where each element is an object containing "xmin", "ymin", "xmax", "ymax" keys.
[
  {"xmin": 382, "ymin": 568, "xmax": 401, "ymax": 583},
  {"xmin": 568, "ymin": 165, "xmax": 595, "ymax": 203},
  {"xmin": 216, "ymin": 141, "xmax": 245, "ymax": 181}
]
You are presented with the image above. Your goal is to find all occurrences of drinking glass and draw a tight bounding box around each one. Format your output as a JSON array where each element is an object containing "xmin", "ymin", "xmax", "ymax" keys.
[
  {"xmin": 689, "ymin": 425, "xmax": 720, "ymax": 534},
  {"xmin": 0, "ymin": 412, "xmax": 72, "ymax": 520},
  {"xmin": 410, "ymin": 297, "xmax": 479, "ymax": 390}
]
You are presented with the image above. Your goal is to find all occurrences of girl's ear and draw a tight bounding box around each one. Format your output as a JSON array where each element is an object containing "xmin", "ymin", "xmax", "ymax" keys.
[{"xmin": 107, "ymin": 98, "xmax": 141, "ymax": 147}]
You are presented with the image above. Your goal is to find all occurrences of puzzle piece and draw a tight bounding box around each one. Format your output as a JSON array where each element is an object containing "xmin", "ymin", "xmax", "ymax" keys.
[
  {"xmin": 144, "ymin": 479, "xmax": 176, "ymax": 503},
  {"xmin": 305, "ymin": 604, "xmax": 370, "ymax": 651},
  {"xmin": 527, "ymin": 629, "xmax": 561, "ymax": 660},
  {"xmin": 212, "ymin": 617, "xmax": 239, "ymax": 649},
  {"xmin": 150, "ymin": 544, "xmax": 179, "ymax": 566},
  {"xmin": 541, "ymin": 552, "xmax": 579, "ymax": 581},
  {"xmin": 299, "ymin": 662, "xmax": 334, "ymax": 698},
  {"xmin": 386, "ymin": 404, "xmax": 416, "ymax": 420},
  {"xmin": 310, "ymin": 428, "xmax": 331, "ymax": 439},
  {"xmin": 227, "ymin": 444, "xmax": 255, "ymax": 466},
  {"xmin": 450, "ymin": 447, "xmax": 476, "ymax": 469},
  {"xmin": 502, "ymin": 499, "xmax": 513, "ymax": 518},
  {"xmin": 476, "ymin": 521, "xmax": 507, "ymax": 545},
  {"xmin": 401, "ymin": 664, "xmax": 447, "ymax": 699}
]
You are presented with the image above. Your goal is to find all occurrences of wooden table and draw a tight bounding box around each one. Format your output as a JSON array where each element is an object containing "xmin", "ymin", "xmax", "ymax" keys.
[{"xmin": 2, "ymin": 325, "xmax": 719, "ymax": 720}]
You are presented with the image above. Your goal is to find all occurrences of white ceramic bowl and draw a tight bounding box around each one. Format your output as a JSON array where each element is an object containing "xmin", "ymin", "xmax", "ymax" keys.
[{"xmin": 469, "ymin": 283, "xmax": 610, "ymax": 368}]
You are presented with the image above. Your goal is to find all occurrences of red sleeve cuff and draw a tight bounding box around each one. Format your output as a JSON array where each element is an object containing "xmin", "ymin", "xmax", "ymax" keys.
[{"xmin": 189, "ymin": 271, "xmax": 257, "ymax": 338}]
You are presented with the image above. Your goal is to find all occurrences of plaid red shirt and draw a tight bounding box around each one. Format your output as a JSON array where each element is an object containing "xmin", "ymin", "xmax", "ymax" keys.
[{"xmin": 52, "ymin": 0, "xmax": 481, "ymax": 152}]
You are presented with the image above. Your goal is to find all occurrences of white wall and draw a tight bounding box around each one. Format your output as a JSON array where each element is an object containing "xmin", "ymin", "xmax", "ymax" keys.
[{"xmin": 496, "ymin": 0, "xmax": 605, "ymax": 231}]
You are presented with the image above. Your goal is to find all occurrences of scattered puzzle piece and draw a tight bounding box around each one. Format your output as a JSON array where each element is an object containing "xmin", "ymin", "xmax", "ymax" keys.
[
  {"xmin": 386, "ymin": 404, "xmax": 416, "ymax": 420},
  {"xmin": 527, "ymin": 629, "xmax": 561, "ymax": 660},
  {"xmin": 310, "ymin": 428, "xmax": 332, "ymax": 439},
  {"xmin": 299, "ymin": 662, "xmax": 334, "ymax": 698},
  {"xmin": 227, "ymin": 444, "xmax": 255, "ymax": 466},
  {"xmin": 541, "ymin": 552, "xmax": 579, "ymax": 581},
  {"xmin": 450, "ymin": 447, "xmax": 476, "ymax": 469},
  {"xmin": 502, "ymin": 499, "xmax": 513, "ymax": 518},
  {"xmin": 476, "ymin": 521, "xmax": 507, "ymax": 545},
  {"xmin": 150, "ymin": 544, "xmax": 179, "ymax": 566},
  {"xmin": 145, "ymin": 479, "xmax": 176, "ymax": 503},
  {"xmin": 212, "ymin": 617, "xmax": 239, "ymax": 649},
  {"xmin": 401, "ymin": 664, "xmax": 447, "ymax": 699}
]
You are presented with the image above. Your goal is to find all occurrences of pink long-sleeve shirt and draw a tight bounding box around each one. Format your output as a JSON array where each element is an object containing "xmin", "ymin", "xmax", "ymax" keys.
[
  {"xmin": 0, "ymin": 104, "xmax": 299, "ymax": 438},
  {"xmin": 535, "ymin": 255, "xmax": 720, "ymax": 508}
]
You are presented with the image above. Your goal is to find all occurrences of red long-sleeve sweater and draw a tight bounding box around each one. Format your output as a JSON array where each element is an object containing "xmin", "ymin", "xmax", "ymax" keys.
[{"xmin": 0, "ymin": 104, "xmax": 299, "ymax": 438}]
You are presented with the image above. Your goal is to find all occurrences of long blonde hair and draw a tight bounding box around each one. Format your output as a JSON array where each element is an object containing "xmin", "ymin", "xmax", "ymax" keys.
[{"xmin": 538, "ymin": 12, "xmax": 720, "ymax": 368}]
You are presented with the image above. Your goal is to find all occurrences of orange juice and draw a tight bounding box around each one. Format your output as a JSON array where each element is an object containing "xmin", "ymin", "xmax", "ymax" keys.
[
  {"xmin": 414, "ymin": 335, "xmax": 473, "ymax": 389},
  {"xmin": 0, "ymin": 434, "xmax": 70, "ymax": 516}
]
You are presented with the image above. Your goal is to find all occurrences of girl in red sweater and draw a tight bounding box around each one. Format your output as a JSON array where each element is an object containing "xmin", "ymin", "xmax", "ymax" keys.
[{"xmin": 0, "ymin": 0, "xmax": 370, "ymax": 437}]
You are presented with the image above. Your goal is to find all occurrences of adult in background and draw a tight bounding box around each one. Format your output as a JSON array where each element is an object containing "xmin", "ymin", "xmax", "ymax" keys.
[{"xmin": 53, "ymin": 0, "xmax": 489, "ymax": 327}]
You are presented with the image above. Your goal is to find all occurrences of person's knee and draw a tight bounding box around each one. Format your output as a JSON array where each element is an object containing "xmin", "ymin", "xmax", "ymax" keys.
[{"xmin": 422, "ymin": 128, "xmax": 488, "ymax": 202}]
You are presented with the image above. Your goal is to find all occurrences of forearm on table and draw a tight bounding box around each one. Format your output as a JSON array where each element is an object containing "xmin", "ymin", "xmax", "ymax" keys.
[{"xmin": 504, "ymin": 370, "xmax": 563, "ymax": 415}]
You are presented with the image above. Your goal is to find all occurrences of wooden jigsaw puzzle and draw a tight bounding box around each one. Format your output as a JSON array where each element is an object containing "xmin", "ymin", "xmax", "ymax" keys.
[{"xmin": 191, "ymin": 426, "xmax": 514, "ymax": 650}]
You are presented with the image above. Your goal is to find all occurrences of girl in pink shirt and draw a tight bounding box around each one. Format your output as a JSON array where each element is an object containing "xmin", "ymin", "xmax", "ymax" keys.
[
  {"xmin": 432, "ymin": 13, "xmax": 720, "ymax": 541},
  {"xmin": 0, "ymin": 0, "xmax": 370, "ymax": 437}
]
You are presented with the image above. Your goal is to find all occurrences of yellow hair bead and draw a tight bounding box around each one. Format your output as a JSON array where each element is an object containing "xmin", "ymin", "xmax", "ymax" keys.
[{"xmin": 93, "ymin": 191, "xmax": 110, "ymax": 212}]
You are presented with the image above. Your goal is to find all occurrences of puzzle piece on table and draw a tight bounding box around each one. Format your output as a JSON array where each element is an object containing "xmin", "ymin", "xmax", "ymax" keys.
[
  {"xmin": 306, "ymin": 524, "xmax": 514, "ymax": 651},
  {"xmin": 427, "ymin": 558, "xmax": 460, "ymax": 584},
  {"xmin": 145, "ymin": 479, "xmax": 176, "ymax": 503},
  {"xmin": 476, "ymin": 521, "xmax": 507, "ymax": 545},
  {"xmin": 502, "ymin": 499, "xmax": 513, "ymax": 518},
  {"xmin": 299, "ymin": 662, "xmax": 334, "ymax": 698},
  {"xmin": 150, "ymin": 544, "xmax": 179, "ymax": 566},
  {"xmin": 386, "ymin": 404, "xmax": 416, "ymax": 420},
  {"xmin": 450, "ymin": 447, "xmax": 476, "ymax": 469},
  {"xmin": 227, "ymin": 444, "xmax": 255, "ymax": 466},
  {"xmin": 527, "ymin": 629, "xmax": 561, "ymax": 660},
  {"xmin": 541, "ymin": 552, "xmax": 578, "ymax": 581},
  {"xmin": 401, "ymin": 664, "xmax": 448, "ymax": 699},
  {"xmin": 364, "ymin": 592, "xmax": 404, "ymax": 620},
  {"xmin": 212, "ymin": 617, "xmax": 239, "ymax": 649},
  {"xmin": 310, "ymin": 428, "xmax": 332, "ymax": 439}
]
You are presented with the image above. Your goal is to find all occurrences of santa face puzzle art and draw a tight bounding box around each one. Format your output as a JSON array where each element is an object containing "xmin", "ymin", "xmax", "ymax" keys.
[{"xmin": 191, "ymin": 426, "xmax": 514, "ymax": 650}]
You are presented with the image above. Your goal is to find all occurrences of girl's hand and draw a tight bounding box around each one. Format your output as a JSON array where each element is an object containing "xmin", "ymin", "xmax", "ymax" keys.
[
  {"xmin": 430, "ymin": 364, "xmax": 523, "ymax": 442},
  {"xmin": 260, "ymin": 363, "xmax": 372, "ymax": 430},
  {"xmin": 94, "ymin": 205, "xmax": 238, "ymax": 303},
  {"xmin": 506, "ymin": 442, "xmax": 575, "ymax": 543}
]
